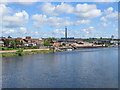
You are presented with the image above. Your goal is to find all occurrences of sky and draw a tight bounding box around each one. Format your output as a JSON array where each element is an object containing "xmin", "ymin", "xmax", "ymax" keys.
[{"xmin": 0, "ymin": 1, "xmax": 119, "ymax": 39}]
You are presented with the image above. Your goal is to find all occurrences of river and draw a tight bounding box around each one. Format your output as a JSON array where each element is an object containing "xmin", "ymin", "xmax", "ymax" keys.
[{"xmin": 2, "ymin": 47, "xmax": 118, "ymax": 88}]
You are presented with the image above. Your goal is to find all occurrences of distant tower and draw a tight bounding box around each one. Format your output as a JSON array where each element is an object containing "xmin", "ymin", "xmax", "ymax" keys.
[
  {"xmin": 111, "ymin": 35, "xmax": 114, "ymax": 40},
  {"xmin": 65, "ymin": 26, "xmax": 67, "ymax": 42}
]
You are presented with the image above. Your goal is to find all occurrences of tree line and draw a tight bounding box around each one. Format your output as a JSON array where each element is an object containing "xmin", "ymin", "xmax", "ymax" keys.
[{"xmin": 4, "ymin": 39, "xmax": 24, "ymax": 48}]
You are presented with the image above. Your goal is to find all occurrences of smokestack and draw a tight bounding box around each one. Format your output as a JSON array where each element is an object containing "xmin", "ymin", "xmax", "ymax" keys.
[{"xmin": 65, "ymin": 26, "xmax": 67, "ymax": 42}]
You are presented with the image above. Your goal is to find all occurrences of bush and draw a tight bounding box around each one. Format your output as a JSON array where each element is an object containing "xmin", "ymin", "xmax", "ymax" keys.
[
  {"xmin": 16, "ymin": 49, "xmax": 23, "ymax": 56},
  {"xmin": 2, "ymin": 47, "xmax": 8, "ymax": 50},
  {"xmin": 8, "ymin": 48, "xmax": 14, "ymax": 50}
]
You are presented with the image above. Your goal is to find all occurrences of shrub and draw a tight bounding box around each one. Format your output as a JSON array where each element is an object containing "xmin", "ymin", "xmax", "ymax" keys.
[
  {"xmin": 16, "ymin": 49, "xmax": 23, "ymax": 56},
  {"xmin": 2, "ymin": 47, "xmax": 8, "ymax": 50}
]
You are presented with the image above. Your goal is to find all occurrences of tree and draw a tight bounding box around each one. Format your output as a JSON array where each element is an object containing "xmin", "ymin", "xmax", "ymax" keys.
[
  {"xmin": 11, "ymin": 41, "xmax": 16, "ymax": 48},
  {"xmin": 100, "ymin": 37, "xmax": 102, "ymax": 40},
  {"xmin": 62, "ymin": 43, "xmax": 66, "ymax": 46},
  {"xmin": 4, "ymin": 39, "xmax": 9, "ymax": 47},
  {"xmin": 15, "ymin": 39, "xmax": 20, "ymax": 46},
  {"xmin": 8, "ymin": 36, "xmax": 12, "ymax": 38},
  {"xmin": 20, "ymin": 41, "xmax": 24, "ymax": 46},
  {"xmin": 47, "ymin": 38, "xmax": 52, "ymax": 41},
  {"xmin": 44, "ymin": 40, "xmax": 50, "ymax": 46}
]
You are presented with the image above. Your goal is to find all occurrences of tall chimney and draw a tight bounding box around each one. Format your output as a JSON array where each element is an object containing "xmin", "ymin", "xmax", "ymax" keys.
[{"xmin": 65, "ymin": 26, "xmax": 67, "ymax": 42}]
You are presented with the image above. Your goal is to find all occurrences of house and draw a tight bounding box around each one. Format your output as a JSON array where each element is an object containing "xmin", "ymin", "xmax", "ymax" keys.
[
  {"xmin": 15, "ymin": 37, "xmax": 24, "ymax": 44},
  {"xmin": 23, "ymin": 39, "xmax": 37, "ymax": 47},
  {"xmin": 49, "ymin": 40, "xmax": 54, "ymax": 46},
  {"xmin": 110, "ymin": 40, "xmax": 118, "ymax": 45},
  {"xmin": 75, "ymin": 39, "xmax": 84, "ymax": 44},
  {"xmin": 53, "ymin": 43, "xmax": 60, "ymax": 47},
  {"xmin": 23, "ymin": 36, "xmax": 44, "ymax": 47},
  {"xmin": 0, "ymin": 39, "xmax": 4, "ymax": 47}
]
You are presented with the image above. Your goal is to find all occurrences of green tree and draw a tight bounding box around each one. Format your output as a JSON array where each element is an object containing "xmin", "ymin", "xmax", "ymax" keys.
[
  {"xmin": 89, "ymin": 38, "xmax": 93, "ymax": 41},
  {"xmin": 100, "ymin": 37, "xmax": 102, "ymax": 40},
  {"xmin": 15, "ymin": 39, "xmax": 20, "ymax": 46},
  {"xmin": 47, "ymin": 38, "xmax": 52, "ymax": 41},
  {"xmin": 62, "ymin": 43, "xmax": 66, "ymax": 46},
  {"xmin": 11, "ymin": 41, "xmax": 16, "ymax": 48},
  {"xmin": 44, "ymin": 40, "xmax": 50, "ymax": 46},
  {"xmin": 20, "ymin": 41, "xmax": 24, "ymax": 46},
  {"xmin": 4, "ymin": 39, "xmax": 9, "ymax": 47}
]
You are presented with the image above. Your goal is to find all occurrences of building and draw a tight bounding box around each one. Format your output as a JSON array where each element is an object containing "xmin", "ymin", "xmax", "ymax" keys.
[
  {"xmin": 23, "ymin": 36, "xmax": 44, "ymax": 47},
  {"xmin": 97, "ymin": 40, "xmax": 111, "ymax": 44},
  {"xmin": 0, "ymin": 39, "xmax": 4, "ymax": 47},
  {"xmin": 111, "ymin": 35, "xmax": 114, "ymax": 40},
  {"xmin": 65, "ymin": 26, "xmax": 67, "ymax": 42},
  {"xmin": 58, "ymin": 37, "xmax": 75, "ymax": 43},
  {"xmin": 15, "ymin": 37, "xmax": 24, "ymax": 44}
]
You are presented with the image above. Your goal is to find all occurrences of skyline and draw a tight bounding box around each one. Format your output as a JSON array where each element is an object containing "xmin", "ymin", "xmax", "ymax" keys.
[{"xmin": 0, "ymin": 2, "xmax": 119, "ymax": 39}]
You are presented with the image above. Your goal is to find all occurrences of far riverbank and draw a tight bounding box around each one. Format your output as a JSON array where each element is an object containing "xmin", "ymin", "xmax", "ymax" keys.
[{"xmin": 1, "ymin": 45, "xmax": 118, "ymax": 57}]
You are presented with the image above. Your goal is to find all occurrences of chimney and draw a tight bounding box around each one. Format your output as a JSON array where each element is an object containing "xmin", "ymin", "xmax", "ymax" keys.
[{"xmin": 65, "ymin": 26, "xmax": 67, "ymax": 42}]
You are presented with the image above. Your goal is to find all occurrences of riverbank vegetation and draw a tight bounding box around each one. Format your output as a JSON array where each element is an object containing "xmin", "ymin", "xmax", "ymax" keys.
[
  {"xmin": 1, "ymin": 49, "xmax": 53, "ymax": 57},
  {"xmin": 0, "ymin": 46, "xmax": 40, "ymax": 51}
]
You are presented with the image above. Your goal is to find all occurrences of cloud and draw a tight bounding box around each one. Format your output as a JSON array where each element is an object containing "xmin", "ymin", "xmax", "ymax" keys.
[
  {"xmin": 41, "ymin": 2, "xmax": 74, "ymax": 16},
  {"xmin": 115, "ymin": 28, "xmax": 118, "ymax": 31},
  {"xmin": 32, "ymin": 14, "xmax": 90, "ymax": 28},
  {"xmin": 74, "ymin": 20, "xmax": 90, "ymax": 25},
  {"xmin": 20, "ymin": 27, "xmax": 27, "ymax": 34},
  {"xmin": 2, "ymin": 11, "xmax": 29, "ymax": 28},
  {"xmin": 53, "ymin": 28, "xmax": 65, "ymax": 35},
  {"xmin": 100, "ymin": 17, "xmax": 107, "ymax": 22},
  {"xmin": 104, "ymin": 7, "xmax": 113, "ymax": 15},
  {"xmin": 105, "ymin": 11, "xmax": 117, "ymax": 19},
  {"xmin": 32, "ymin": 14, "xmax": 47, "ymax": 28},
  {"xmin": 32, "ymin": 14, "xmax": 74, "ymax": 28},
  {"xmin": 100, "ymin": 7, "xmax": 118, "ymax": 27},
  {"xmin": 14, "ymin": 0, "xmax": 38, "ymax": 5},
  {"xmin": 0, "ymin": 4, "xmax": 12, "ymax": 16},
  {"xmin": 0, "ymin": 0, "xmax": 38, "ymax": 6},
  {"xmin": 0, "ymin": 4, "xmax": 29, "ymax": 28},
  {"xmin": 48, "ymin": 17, "xmax": 73, "ymax": 27},
  {"xmin": 74, "ymin": 3, "xmax": 102, "ymax": 19},
  {"xmin": 2, "ymin": 28, "xmax": 15, "ymax": 34},
  {"xmin": 81, "ymin": 26, "xmax": 103, "ymax": 37},
  {"xmin": 41, "ymin": 3, "xmax": 102, "ymax": 19},
  {"xmin": 102, "ymin": 7, "xmax": 118, "ymax": 20}
]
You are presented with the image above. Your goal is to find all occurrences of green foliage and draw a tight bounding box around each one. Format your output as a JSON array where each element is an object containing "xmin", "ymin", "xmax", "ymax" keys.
[
  {"xmin": 20, "ymin": 41, "xmax": 24, "ymax": 45},
  {"xmin": 16, "ymin": 49, "xmax": 23, "ymax": 56},
  {"xmin": 62, "ymin": 43, "xmax": 66, "ymax": 46},
  {"xmin": 11, "ymin": 41, "xmax": 16, "ymax": 48},
  {"xmin": 4, "ymin": 39, "xmax": 9, "ymax": 47},
  {"xmin": 15, "ymin": 39, "xmax": 20, "ymax": 46},
  {"xmin": 47, "ymin": 37, "xmax": 56, "ymax": 41},
  {"xmin": 100, "ymin": 37, "xmax": 102, "ymax": 40},
  {"xmin": 2, "ymin": 50, "xmax": 53, "ymax": 57},
  {"xmin": 1, "ymin": 47, "xmax": 8, "ymax": 50},
  {"xmin": 105, "ymin": 43, "xmax": 111, "ymax": 47},
  {"xmin": 44, "ymin": 40, "xmax": 50, "ymax": 46}
]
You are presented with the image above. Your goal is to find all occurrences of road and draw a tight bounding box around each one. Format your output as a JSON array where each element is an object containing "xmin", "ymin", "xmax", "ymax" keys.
[{"xmin": 0, "ymin": 48, "xmax": 49, "ymax": 53}]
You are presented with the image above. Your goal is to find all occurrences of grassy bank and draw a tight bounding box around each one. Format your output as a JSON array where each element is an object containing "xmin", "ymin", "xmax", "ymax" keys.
[
  {"xmin": 1, "ymin": 50, "xmax": 53, "ymax": 57},
  {"xmin": 0, "ymin": 46, "xmax": 39, "ymax": 51}
]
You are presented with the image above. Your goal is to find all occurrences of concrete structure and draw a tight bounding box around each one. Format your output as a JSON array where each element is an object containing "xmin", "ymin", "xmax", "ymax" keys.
[
  {"xmin": 65, "ymin": 26, "xmax": 67, "ymax": 42},
  {"xmin": 111, "ymin": 35, "xmax": 114, "ymax": 40}
]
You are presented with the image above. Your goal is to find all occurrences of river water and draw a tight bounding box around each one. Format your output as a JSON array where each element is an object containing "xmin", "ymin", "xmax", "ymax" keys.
[{"xmin": 2, "ymin": 47, "xmax": 118, "ymax": 88}]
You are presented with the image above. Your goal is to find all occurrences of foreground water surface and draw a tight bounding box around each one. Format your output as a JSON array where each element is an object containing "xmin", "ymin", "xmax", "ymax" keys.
[{"xmin": 2, "ymin": 47, "xmax": 118, "ymax": 88}]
